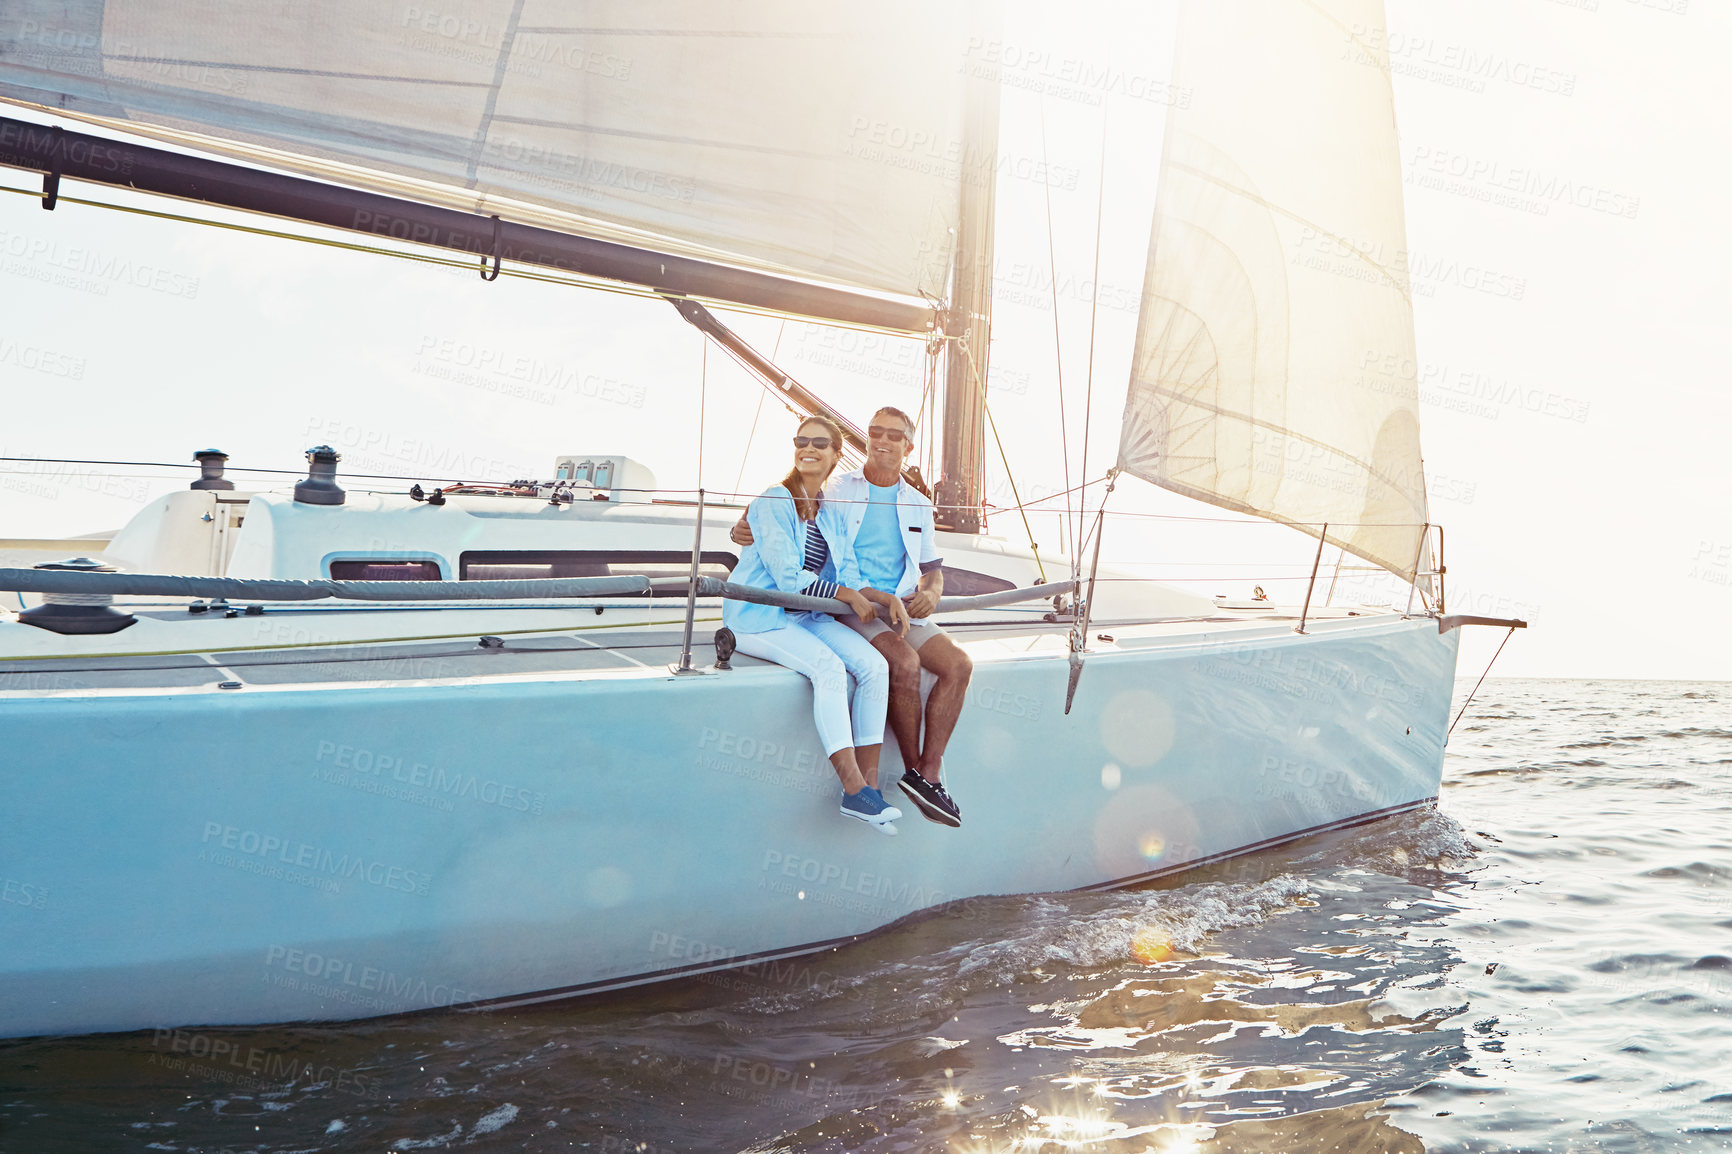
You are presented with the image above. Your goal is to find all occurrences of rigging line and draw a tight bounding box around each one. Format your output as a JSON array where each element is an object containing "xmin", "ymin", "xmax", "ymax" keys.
[
  {"xmin": 730, "ymin": 319, "xmax": 782, "ymax": 498},
  {"xmin": 0, "ymin": 456, "xmax": 530, "ymax": 486},
  {"xmin": 0, "ymin": 181, "xmax": 936, "ymax": 341},
  {"xmin": 1070, "ymin": 474, "xmax": 1118, "ymax": 557},
  {"xmin": 1077, "ymin": 472, "xmax": 1118, "ymax": 635},
  {"xmin": 1449, "ymin": 627, "xmax": 1517, "ymax": 737},
  {"xmin": 959, "ymin": 341, "xmax": 1046, "ymax": 585},
  {"xmin": 1077, "ymin": 107, "xmax": 1109, "ymax": 565},
  {"xmin": 917, "ymin": 337, "xmax": 940, "ymax": 482},
  {"xmin": 1037, "ymin": 98, "xmax": 1074, "ymax": 581}
]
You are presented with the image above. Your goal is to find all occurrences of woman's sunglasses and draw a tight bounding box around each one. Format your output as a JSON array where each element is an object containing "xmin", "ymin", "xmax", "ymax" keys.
[{"xmin": 793, "ymin": 436, "xmax": 834, "ymax": 449}]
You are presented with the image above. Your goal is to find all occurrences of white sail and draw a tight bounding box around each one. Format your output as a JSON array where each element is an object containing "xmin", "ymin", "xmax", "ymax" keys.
[
  {"xmin": 0, "ymin": 0, "xmax": 982, "ymax": 304},
  {"xmin": 1116, "ymin": 0, "xmax": 1430, "ymax": 583}
]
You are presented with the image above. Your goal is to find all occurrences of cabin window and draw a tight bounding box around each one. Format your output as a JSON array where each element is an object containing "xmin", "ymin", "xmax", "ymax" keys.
[
  {"xmin": 939, "ymin": 566, "xmax": 1016, "ymax": 596},
  {"xmin": 328, "ymin": 560, "xmax": 444, "ymax": 581},
  {"xmin": 459, "ymin": 550, "xmax": 737, "ymax": 594}
]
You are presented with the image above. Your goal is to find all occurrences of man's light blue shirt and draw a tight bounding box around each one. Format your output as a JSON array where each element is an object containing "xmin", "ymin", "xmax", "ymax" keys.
[{"xmin": 854, "ymin": 482, "xmax": 907, "ymax": 592}]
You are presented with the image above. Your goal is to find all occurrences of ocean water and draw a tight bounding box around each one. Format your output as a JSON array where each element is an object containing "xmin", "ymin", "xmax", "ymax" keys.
[{"xmin": 2, "ymin": 678, "xmax": 1729, "ymax": 1153}]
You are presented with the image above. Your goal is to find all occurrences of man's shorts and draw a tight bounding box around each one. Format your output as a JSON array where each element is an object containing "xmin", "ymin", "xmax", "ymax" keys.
[{"xmin": 842, "ymin": 613, "xmax": 944, "ymax": 652}]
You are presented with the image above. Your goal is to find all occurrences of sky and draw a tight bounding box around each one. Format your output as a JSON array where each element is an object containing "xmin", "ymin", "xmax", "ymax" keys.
[{"xmin": 0, "ymin": 0, "xmax": 1728, "ymax": 681}]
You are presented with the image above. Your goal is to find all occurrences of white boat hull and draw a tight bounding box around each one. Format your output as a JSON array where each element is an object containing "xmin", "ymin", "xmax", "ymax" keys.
[{"xmin": 0, "ymin": 612, "xmax": 1457, "ymax": 1037}]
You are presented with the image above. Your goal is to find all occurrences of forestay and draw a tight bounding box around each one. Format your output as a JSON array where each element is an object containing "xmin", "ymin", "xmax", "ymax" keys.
[
  {"xmin": 0, "ymin": 1, "xmax": 982, "ymax": 305},
  {"xmin": 1116, "ymin": 0, "xmax": 1431, "ymax": 584}
]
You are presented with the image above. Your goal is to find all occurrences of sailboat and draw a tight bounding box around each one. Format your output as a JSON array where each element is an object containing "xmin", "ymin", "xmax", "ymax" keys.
[{"xmin": 0, "ymin": 0, "xmax": 1520, "ymax": 1038}]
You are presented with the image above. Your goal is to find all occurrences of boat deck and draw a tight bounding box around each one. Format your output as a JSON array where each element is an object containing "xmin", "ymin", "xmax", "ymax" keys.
[{"xmin": 0, "ymin": 605, "xmax": 1411, "ymax": 694}]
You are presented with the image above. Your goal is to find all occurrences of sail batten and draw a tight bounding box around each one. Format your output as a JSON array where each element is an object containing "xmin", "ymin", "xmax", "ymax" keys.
[{"xmin": 1116, "ymin": 0, "xmax": 1430, "ymax": 584}]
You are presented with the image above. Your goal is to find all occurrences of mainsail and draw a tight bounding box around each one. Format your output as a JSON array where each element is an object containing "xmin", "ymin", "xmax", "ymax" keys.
[
  {"xmin": 1116, "ymin": 0, "xmax": 1431, "ymax": 583},
  {"xmin": 0, "ymin": 1, "xmax": 978, "ymax": 308}
]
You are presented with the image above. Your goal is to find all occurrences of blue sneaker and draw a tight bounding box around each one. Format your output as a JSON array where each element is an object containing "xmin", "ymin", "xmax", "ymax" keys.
[{"xmin": 841, "ymin": 786, "xmax": 902, "ymax": 832}]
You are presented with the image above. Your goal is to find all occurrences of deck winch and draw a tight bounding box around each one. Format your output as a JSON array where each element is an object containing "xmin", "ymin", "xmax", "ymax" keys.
[
  {"xmin": 15, "ymin": 557, "xmax": 137, "ymax": 634},
  {"xmin": 190, "ymin": 449, "xmax": 234, "ymax": 491},
  {"xmin": 293, "ymin": 445, "xmax": 346, "ymax": 506}
]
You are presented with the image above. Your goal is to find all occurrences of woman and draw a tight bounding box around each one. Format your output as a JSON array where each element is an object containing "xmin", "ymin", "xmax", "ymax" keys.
[{"xmin": 724, "ymin": 416, "xmax": 901, "ymax": 831}]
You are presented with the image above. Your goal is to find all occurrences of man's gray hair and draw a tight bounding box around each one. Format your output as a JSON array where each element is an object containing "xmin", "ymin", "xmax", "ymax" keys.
[{"xmin": 872, "ymin": 405, "xmax": 917, "ymax": 437}]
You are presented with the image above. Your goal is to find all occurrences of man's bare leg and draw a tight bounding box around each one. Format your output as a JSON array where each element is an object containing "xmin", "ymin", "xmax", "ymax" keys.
[
  {"xmin": 871, "ymin": 633, "xmax": 923, "ymax": 771},
  {"xmin": 914, "ymin": 634, "xmax": 973, "ymax": 782}
]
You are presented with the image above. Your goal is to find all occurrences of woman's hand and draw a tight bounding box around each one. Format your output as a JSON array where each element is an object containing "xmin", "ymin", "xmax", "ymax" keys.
[
  {"xmin": 876, "ymin": 590, "xmax": 911, "ymax": 637},
  {"xmin": 837, "ymin": 587, "xmax": 877, "ymax": 624},
  {"xmin": 730, "ymin": 515, "xmax": 754, "ymax": 547}
]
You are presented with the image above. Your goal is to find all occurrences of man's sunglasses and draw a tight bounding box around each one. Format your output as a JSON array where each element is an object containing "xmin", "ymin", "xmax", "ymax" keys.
[
  {"xmin": 793, "ymin": 436, "xmax": 834, "ymax": 449},
  {"xmin": 867, "ymin": 425, "xmax": 908, "ymax": 443}
]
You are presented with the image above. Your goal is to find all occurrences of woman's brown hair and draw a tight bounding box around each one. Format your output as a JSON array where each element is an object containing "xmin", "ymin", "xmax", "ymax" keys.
[{"xmin": 779, "ymin": 415, "xmax": 844, "ymax": 521}]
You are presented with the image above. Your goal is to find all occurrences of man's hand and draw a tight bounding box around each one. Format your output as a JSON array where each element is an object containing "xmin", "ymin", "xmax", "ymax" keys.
[
  {"xmin": 903, "ymin": 588, "xmax": 939, "ymax": 620},
  {"xmin": 904, "ymin": 569, "xmax": 942, "ymax": 620},
  {"xmin": 730, "ymin": 515, "xmax": 754, "ymax": 547},
  {"xmin": 836, "ymin": 587, "xmax": 877, "ymax": 624}
]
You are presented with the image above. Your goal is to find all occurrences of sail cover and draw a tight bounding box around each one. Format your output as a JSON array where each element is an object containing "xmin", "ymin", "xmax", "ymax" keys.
[
  {"xmin": 0, "ymin": 1, "xmax": 982, "ymax": 307},
  {"xmin": 1116, "ymin": 0, "xmax": 1430, "ymax": 583}
]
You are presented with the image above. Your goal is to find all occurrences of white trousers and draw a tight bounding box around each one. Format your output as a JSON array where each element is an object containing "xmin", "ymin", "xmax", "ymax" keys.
[{"xmin": 733, "ymin": 614, "xmax": 889, "ymax": 757}]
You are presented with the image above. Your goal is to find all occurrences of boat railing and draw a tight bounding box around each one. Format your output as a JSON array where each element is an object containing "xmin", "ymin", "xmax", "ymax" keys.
[
  {"xmin": 686, "ymin": 577, "xmax": 1075, "ymax": 617},
  {"xmin": 0, "ymin": 565, "xmax": 1072, "ymax": 616}
]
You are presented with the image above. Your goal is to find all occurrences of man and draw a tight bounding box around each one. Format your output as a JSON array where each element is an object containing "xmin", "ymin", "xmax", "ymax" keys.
[{"xmin": 732, "ymin": 406, "xmax": 972, "ymax": 827}]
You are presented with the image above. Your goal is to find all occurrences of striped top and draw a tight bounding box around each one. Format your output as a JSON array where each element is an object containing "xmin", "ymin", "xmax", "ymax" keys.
[{"xmin": 800, "ymin": 520, "xmax": 839, "ymax": 599}]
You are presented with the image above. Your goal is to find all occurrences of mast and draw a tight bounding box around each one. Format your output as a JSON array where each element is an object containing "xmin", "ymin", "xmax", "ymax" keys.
[{"xmin": 934, "ymin": 4, "xmax": 1001, "ymax": 534}]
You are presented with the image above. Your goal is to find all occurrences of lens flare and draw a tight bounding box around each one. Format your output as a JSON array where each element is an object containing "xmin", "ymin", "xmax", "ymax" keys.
[{"xmin": 1131, "ymin": 926, "xmax": 1173, "ymax": 964}]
